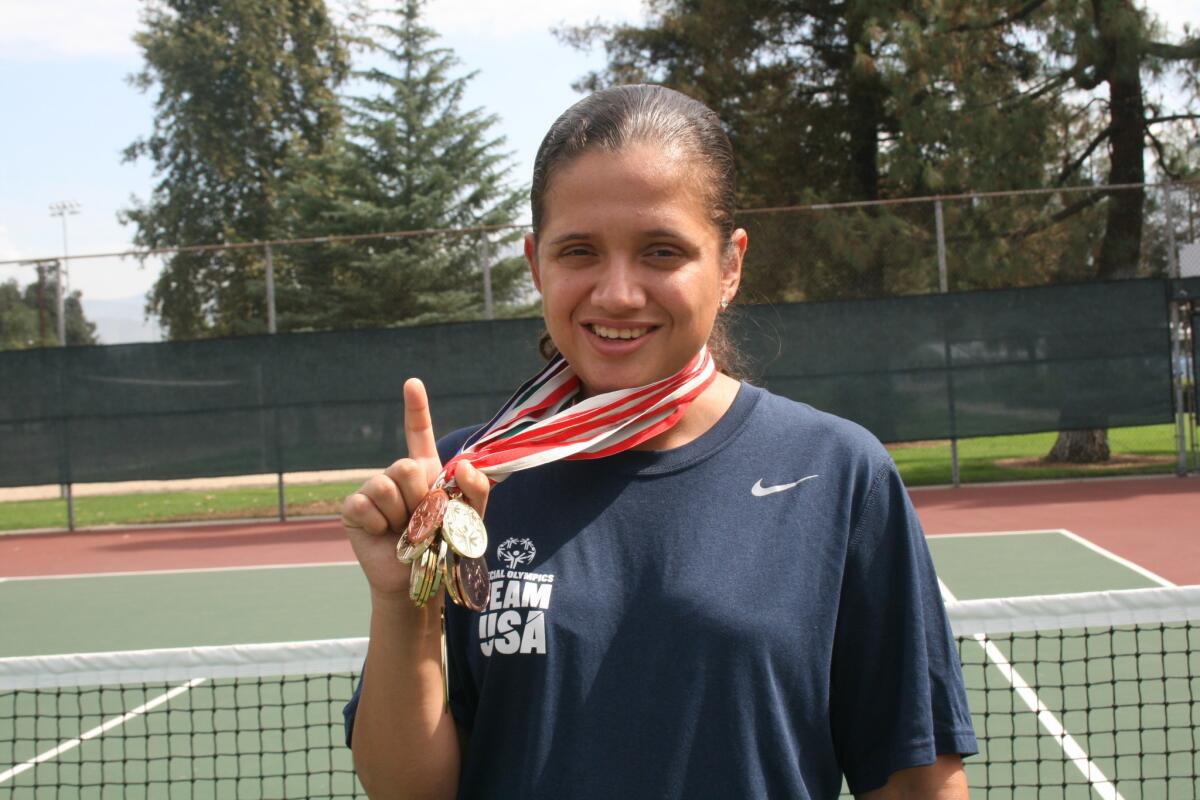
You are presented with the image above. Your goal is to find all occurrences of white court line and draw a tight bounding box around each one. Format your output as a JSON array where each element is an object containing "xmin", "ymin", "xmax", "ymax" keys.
[
  {"xmin": 1055, "ymin": 529, "xmax": 1176, "ymax": 588},
  {"xmin": 932, "ymin": 528, "xmax": 1177, "ymax": 588},
  {"xmin": 0, "ymin": 678, "xmax": 205, "ymax": 785},
  {"xmin": 940, "ymin": 580, "xmax": 1124, "ymax": 800},
  {"xmin": 930, "ymin": 529, "xmax": 1065, "ymax": 539},
  {"xmin": 2, "ymin": 560, "xmax": 357, "ymax": 582}
]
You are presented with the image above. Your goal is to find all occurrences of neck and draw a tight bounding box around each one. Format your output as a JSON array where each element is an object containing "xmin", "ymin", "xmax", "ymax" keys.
[{"xmin": 631, "ymin": 372, "xmax": 740, "ymax": 451}]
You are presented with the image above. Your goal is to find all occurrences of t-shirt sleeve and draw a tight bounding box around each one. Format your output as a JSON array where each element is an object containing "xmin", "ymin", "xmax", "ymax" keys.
[{"xmin": 830, "ymin": 459, "xmax": 977, "ymax": 794}]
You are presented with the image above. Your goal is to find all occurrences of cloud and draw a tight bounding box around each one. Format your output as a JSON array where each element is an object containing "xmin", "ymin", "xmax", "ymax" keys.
[
  {"xmin": 0, "ymin": 225, "xmax": 22, "ymax": 263},
  {"xmin": 388, "ymin": 0, "xmax": 643, "ymax": 38},
  {"xmin": 2, "ymin": 0, "xmax": 1189, "ymax": 64},
  {"xmin": 2, "ymin": 0, "xmax": 142, "ymax": 61},
  {"xmin": 1142, "ymin": 0, "xmax": 1195, "ymax": 36}
]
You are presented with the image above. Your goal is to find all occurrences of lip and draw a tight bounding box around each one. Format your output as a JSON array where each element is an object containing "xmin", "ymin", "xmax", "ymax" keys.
[{"xmin": 581, "ymin": 321, "xmax": 659, "ymax": 355}]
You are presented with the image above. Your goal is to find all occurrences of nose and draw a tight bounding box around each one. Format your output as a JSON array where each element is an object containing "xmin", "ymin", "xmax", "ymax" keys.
[{"xmin": 591, "ymin": 257, "xmax": 646, "ymax": 313}]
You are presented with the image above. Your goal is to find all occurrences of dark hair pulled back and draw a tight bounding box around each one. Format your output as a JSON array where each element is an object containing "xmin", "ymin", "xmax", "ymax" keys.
[{"xmin": 530, "ymin": 84, "xmax": 746, "ymax": 378}]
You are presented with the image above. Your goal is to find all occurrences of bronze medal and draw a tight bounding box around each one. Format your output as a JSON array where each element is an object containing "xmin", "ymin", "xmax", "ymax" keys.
[
  {"xmin": 406, "ymin": 488, "xmax": 449, "ymax": 545},
  {"xmin": 440, "ymin": 497, "xmax": 487, "ymax": 559},
  {"xmin": 456, "ymin": 555, "xmax": 490, "ymax": 613}
]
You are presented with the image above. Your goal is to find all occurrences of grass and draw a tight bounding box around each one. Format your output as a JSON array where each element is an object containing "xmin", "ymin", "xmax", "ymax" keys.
[
  {"xmin": 0, "ymin": 481, "xmax": 360, "ymax": 533},
  {"xmin": 0, "ymin": 424, "xmax": 1187, "ymax": 532},
  {"xmin": 888, "ymin": 423, "xmax": 1182, "ymax": 486}
]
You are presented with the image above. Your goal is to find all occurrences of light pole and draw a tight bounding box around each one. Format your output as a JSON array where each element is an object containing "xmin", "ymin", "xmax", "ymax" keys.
[{"xmin": 48, "ymin": 201, "xmax": 80, "ymax": 346}]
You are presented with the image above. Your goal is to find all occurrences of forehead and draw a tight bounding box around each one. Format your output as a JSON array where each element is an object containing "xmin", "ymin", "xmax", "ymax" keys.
[{"xmin": 540, "ymin": 144, "xmax": 712, "ymax": 229}]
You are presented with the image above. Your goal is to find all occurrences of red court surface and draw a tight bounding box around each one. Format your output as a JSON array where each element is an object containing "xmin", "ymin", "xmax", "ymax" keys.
[
  {"xmin": 2, "ymin": 476, "xmax": 1197, "ymax": 583},
  {"xmin": 0, "ymin": 517, "xmax": 354, "ymax": 578},
  {"xmin": 911, "ymin": 475, "xmax": 1200, "ymax": 585}
]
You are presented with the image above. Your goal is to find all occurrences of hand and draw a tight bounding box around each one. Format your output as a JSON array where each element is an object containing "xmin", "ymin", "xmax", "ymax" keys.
[{"xmin": 341, "ymin": 377, "xmax": 491, "ymax": 600}]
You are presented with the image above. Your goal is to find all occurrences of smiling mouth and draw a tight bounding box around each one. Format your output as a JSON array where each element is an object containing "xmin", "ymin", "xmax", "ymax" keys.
[{"xmin": 588, "ymin": 324, "xmax": 652, "ymax": 340}]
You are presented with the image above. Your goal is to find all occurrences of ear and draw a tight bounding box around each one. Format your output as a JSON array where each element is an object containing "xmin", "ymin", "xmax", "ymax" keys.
[
  {"xmin": 721, "ymin": 228, "xmax": 748, "ymax": 302},
  {"xmin": 524, "ymin": 233, "xmax": 542, "ymax": 293}
]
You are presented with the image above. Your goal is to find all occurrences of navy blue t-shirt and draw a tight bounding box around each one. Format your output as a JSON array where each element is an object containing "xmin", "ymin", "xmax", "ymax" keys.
[{"xmin": 346, "ymin": 383, "xmax": 977, "ymax": 797}]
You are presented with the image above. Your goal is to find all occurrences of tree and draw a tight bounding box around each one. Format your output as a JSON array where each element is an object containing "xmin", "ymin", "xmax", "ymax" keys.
[
  {"xmin": 560, "ymin": 0, "xmax": 1074, "ymax": 302},
  {"xmin": 0, "ymin": 280, "xmax": 37, "ymax": 350},
  {"xmin": 567, "ymin": 0, "xmax": 1200, "ymax": 461},
  {"xmin": 0, "ymin": 275, "xmax": 98, "ymax": 350},
  {"xmin": 1034, "ymin": 0, "xmax": 1200, "ymax": 462},
  {"xmin": 122, "ymin": 0, "xmax": 349, "ymax": 340},
  {"xmin": 277, "ymin": 0, "xmax": 530, "ymax": 330}
]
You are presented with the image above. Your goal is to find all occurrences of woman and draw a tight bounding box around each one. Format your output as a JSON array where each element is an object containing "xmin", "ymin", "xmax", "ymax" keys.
[{"xmin": 341, "ymin": 85, "xmax": 977, "ymax": 799}]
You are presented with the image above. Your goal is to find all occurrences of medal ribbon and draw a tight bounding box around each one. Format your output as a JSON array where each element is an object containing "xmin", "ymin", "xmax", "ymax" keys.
[{"xmin": 437, "ymin": 347, "xmax": 716, "ymax": 488}]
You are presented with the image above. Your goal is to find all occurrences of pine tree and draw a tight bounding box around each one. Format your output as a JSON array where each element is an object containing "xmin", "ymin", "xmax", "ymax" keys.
[
  {"xmin": 1032, "ymin": 0, "xmax": 1200, "ymax": 462},
  {"xmin": 559, "ymin": 0, "xmax": 1076, "ymax": 302},
  {"xmin": 122, "ymin": 0, "xmax": 348, "ymax": 339},
  {"xmin": 277, "ymin": 0, "xmax": 529, "ymax": 330}
]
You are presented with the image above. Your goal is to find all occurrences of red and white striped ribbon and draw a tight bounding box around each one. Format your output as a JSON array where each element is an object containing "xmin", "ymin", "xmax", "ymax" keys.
[{"xmin": 437, "ymin": 347, "xmax": 716, "ymax": 488}]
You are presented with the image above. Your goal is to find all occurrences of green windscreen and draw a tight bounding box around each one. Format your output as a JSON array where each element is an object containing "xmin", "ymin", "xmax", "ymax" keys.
[{"xmin": 0, "ymin": 279, "xmax": 1174, "ymax": 487}]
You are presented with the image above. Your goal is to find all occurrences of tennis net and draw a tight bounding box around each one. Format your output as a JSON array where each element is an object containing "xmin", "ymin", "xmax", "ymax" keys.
[{"xmin": 2, "ymin": 586, "xmax": 1199, "ymax": 798}]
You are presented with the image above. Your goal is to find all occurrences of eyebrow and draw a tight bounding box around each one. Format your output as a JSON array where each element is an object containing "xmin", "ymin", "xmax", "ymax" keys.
[
  {"xmin": 546, "ymin": 232, "xmax": 590, "ymax": 246},
  {"xmin": 545, "ymin": 228, "xmax": 688, "ymax": 246}
]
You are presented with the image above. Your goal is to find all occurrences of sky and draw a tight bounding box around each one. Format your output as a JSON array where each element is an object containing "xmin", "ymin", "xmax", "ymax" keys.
[{"xmin": 0, "ymin": 0, "xmax": 1193, "ymax": 343}]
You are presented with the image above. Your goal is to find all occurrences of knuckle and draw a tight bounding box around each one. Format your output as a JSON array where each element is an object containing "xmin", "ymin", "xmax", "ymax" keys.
[
  {"xmin": 363, "ymin": 474, "xmax": 399, "ymax": 499},
  {"xmin": 387, "ymin": 458, "xmax": 424, "ymax": 481},
  {"xmin": 341, "ymin": 492, "xmax": 374, "ymax": 526}
]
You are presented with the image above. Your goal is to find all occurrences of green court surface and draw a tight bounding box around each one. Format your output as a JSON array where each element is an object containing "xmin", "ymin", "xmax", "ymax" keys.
[
  {"xmin": 1, "ymin": 529, "xmax": 1194, "ymax": 798},
  {"xmin": 1, "ymin": 565, "xmax": 368, "ymax": 658},
  {"xmin": 928, "ymin": 530, "xmax": 1163, "ymax": 600}
]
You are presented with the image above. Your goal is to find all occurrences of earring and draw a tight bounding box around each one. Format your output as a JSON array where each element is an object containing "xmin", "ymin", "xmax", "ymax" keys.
[{"xmin": 720, "ymin": 297, "xmax": 729, "ymax": 310}]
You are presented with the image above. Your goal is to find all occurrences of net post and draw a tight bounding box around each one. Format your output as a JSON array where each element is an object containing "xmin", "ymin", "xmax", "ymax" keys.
[
  {"xmin": 935, "ymin": 200, "xmax": 960, "ymax": 487},
  {"xmin": 1165, "ymin": 185, "xmax": 1188, "ymax": 477}
]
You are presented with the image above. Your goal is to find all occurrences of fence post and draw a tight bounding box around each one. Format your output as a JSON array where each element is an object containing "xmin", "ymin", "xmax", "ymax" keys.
[
  {"xmin": 66, "ymin": 485, "xmax": 76, "ymax": 531},
  {"xmin": 935, "ymin": 199, "xmax": 960, "ymax": 487},
  {"xmin": 265, "ymin": 243, "xmax": 278, "ymax": 335},
  {"xmin": 265, "ymin": 244, "xmax": 286, "ymax": 519},
  {"xmin": 1165, "ymin": 185, "xmax": 1189, "ymax": 476},
  {"xmin": 482, "ymin": 234, "xmax": 494, "ymax": 320}
]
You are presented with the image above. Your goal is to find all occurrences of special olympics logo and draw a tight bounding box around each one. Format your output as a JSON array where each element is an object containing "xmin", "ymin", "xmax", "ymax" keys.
[{"xmin": 497, "ymin": 537, "xmax": 536, "ymax": 569}]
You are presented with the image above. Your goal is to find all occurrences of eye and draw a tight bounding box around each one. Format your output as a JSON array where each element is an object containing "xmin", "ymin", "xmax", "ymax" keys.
[
  {"xmin": 556, "ymin": 243, "xmax": 596, "ymax": 260},
  {"xmin": 644, "ymin": 244, "xmax": 686, "ymax": 263}
]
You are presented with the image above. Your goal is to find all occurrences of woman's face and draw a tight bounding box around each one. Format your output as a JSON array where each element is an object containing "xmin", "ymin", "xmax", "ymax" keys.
[{"xmin": 525, "ymin": 144, "xmax": 746, "ymax": 396}]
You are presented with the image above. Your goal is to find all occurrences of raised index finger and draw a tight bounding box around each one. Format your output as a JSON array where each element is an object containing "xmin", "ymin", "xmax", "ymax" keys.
[{"xmin": 404, "ymin": 378, "xmax": 441, "ymax": 481}]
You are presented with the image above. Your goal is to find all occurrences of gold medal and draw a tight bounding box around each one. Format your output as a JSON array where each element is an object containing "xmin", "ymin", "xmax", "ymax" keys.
[
  {"xmin": 440, "ymin": 606, "xmax": 450, "ymax": 713},
  {"xmin": 442, "ymin": 549, "xmax": 463, "ymax": 606},
  {"xmin": 409, "ymin": 543, "xmax": 442, "ymax": 607},
  {"xmin": 396, "ymin": 531, "xmax": 431, "ymax": 565},
  {"xmin": 440, "ymin": 497, "xmax": 487, "ymax": 559}
]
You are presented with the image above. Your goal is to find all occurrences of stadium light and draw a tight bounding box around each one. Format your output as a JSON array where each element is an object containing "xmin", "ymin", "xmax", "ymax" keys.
[{"xmin": 48, "ymin": 201, "xmax": 80, "ymax": 347}]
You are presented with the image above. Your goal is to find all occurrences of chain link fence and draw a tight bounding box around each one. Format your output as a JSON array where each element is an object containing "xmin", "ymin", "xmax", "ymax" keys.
[{"xmin": 2, "ymin": 182, "xmax": 1198, "ymax": 527}]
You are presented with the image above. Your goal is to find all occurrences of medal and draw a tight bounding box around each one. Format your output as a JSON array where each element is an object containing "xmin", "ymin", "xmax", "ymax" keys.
[
  {"xmin": 397, "ymin": 347, "xmax": 717, "ymax": 612},
  {"xmin": 406, "ymin": 488, "xmax": 448, "ymax": 545},
  {"xmin": 440, "ymin": 498, "xmax": 487, "ymax": 559},
  {"xmin": 455, "ymin": 555, "xmax": 490, "ymax": 613}
]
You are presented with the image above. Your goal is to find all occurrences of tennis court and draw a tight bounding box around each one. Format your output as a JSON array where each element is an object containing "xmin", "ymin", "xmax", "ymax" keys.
[{"xmin": 2, "ymin": 475, "xmax": 1198, "ymax": 797}]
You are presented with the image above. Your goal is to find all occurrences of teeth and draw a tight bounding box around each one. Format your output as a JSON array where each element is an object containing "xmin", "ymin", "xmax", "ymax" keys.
[{"xmin": 592, "ymin": 325, "xmax": 648, "ymax": 340}]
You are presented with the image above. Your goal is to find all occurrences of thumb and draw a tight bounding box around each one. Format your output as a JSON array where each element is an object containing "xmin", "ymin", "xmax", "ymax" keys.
[{"xmin": 454, "ymin": 459, "xmax": 490, "ymax": 519}]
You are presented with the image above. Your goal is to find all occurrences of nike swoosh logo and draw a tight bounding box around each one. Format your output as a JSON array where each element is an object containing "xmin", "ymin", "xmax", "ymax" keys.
[{"xmin": 751, "ymin": 475, "xmax": 819, "ymax": 496}]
